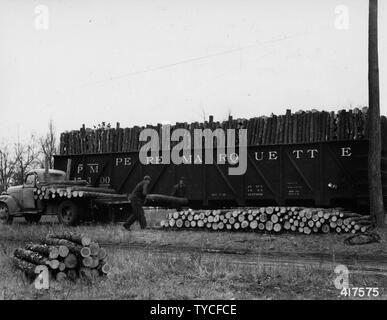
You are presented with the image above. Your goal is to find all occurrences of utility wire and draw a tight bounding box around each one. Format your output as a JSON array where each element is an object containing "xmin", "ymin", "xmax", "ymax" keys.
[{"xmin": 76, "ymin": 32, "xmax": 307, "ymax": 88}]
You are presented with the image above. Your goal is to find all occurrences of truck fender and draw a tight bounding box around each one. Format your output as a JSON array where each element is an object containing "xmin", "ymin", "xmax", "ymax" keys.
[{"xmin": 0, "ymin": 195, "xmax": 21, "ymax": 214}]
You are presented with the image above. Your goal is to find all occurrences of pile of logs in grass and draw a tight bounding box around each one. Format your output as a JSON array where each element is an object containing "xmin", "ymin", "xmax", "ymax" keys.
[
  {"xmin": 59, "ymin": 108, "xmax": 387, "ymax": 155},
  {"xmin": 12, "ymin": 232, "xmax": 111, "ymax": 282},
  {"xmin": 161, "ymin": 207, "xmax": 374, "ymax": 235}
]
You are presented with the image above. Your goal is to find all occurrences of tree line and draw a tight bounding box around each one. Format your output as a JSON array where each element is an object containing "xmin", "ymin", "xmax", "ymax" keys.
[{"xmin": 0, "ymin": 120, "xmax": 57, "ymax": 192}]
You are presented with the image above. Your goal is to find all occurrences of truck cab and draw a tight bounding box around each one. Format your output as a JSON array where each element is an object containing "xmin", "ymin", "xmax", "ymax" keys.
[{"xmin": 0, "ymin": 169, "xmax": 67, "ymax": 224}]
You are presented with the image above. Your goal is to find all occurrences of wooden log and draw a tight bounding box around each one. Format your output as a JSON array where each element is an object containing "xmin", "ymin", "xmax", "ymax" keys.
[
  {"xmin": 270, "ymin": 115, "xmax": 278, "ymax": 144},
  {"xmin": 47, "ymin": 232, "xmax": 91, "ymax": 246},
  {"xmin": 259, "ymin": 213, "xmax": 267, "ymax": 222},
  {"xmin": 59, "ymin": 262, "xmax": 66, "ymax": 272},
  {"xmin": 83, "ymin": 256, "xmax": 93, "ymax": 267},
  {"xmin": 292, "ymin": 113, "xmax": 298, "ymax": 143},
  {"xmin": 48, "ymin": 259, "xmax": 60, "ymax": 270},
  {"xmin": 64, "ymin": 253, "xmax": 78, "ymax": 269},
  {"xmin": 284, "ymin": 221, "xmax": 291, "ymax": 230},
  {"xmin": 271, "ymin": 214, "xmax": 278, "ymax": 223},
  {"xmin": 249, "ymin": 220, "xmax": 258, "ymax": 230},
  {"xmin": 260, "ymin": 117, "xmax": 268, "ymax": 145},
  {"xmin": 237, "ymin": 214, "xmax": 245, "ymax": 222},
  {"xmin": 91, "ymin": 257, "xmax": 100, "ymax": 269},
  {"xmin": 265, "ymin": 221, "xmax": 273, "ymax": 231},
  {"xmin": 284, "ymin": 109, "xmax": 291, "ymax": 144},
  {"xmin": 100, "ymin": 262, "xmax": 111, "ymax": 275},
  {"xmin": 273, "ymin": 223, "xmax": 281, "ymax": 232},
  {"xmin": 14, "ymin": 248, "xmax": 48, "ymax": 265},
  {"xmin": 58, "ymin": 245, "xmax": 69, "ymax": 258},
  {"xmin": 96, "ymin": 248, "xmax": 107, "ymax": 261},
  {"xmin": 89, "ymin": 243, "xmax": 100, "ymax": 256},
  {"xmin": 25, "ymin": 243, "xmax": 59, "ymax": 259},
  {"xmin": 241, "ymin": 220, "xmax": 249, "ymax": 229},
  {"xmin": 42, "ymin": 238, "xmax": 82, "ymax": 255},
  {"xmin": 176, "ymin": 219, "xmax": 183, "ymax": 228},
  {"xmin": 80, "ymin": 246, "xmax": 91, "ymax": 258},
  {"xmin": 56, "ymin": 271, "xmax": 67, "ymax": 281},
  {"xmin": 13, "ymin": 257, "xmax": 42, "ymax": 278}
]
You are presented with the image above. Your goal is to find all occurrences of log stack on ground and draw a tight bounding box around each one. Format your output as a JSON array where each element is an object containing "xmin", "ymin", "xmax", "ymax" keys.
[
  {"xmin": 12, "ymin": 232, "xmax": 111, "ymax": 282},
  {"xmin": 160, "ymin": 207, "xmax": 374, "ymax": 235}
]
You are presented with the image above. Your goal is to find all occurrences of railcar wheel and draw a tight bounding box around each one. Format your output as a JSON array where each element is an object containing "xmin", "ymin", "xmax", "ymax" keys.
[
  {"xmin": 0, "ymin": 202, "xmax": 13, "ymax": 225},
  {"xmin": 57, "ymin": 200, "xmax": 82, "ymax": 226}
]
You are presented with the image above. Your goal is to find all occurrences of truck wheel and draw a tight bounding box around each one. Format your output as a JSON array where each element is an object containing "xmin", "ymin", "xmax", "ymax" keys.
[
  {"xmin": 57, "ymin": 200, "xmax": 82, "ymax": 226},
  {"xmin": 24, "ymin": 214, "xmax": 42, "ymax": 224},
  {"xmin": 0, "ymin": 202, "xmax": 13, "ymax": 225}
]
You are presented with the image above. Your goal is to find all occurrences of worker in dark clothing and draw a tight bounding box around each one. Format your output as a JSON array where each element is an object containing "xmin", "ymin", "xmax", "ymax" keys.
[
  {"xmin": 171, "ymin": 177, "xmax": 187, "ymax": 211},
  {"xmin": 123, "ymin": 175, "xmax": 151, "ymax": 230},
  {"xmin": 171, "ymin": 177, "xmax": 187, "ymax": 198}
]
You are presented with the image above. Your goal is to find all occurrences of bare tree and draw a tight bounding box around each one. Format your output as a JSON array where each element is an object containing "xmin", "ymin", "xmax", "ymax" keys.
[
  {"xmin": 39, "ymin": 120, "xmax": 57, "ymax": 169},
  {"xmin": 368, "ymin": 0, "xmax": 385, "ymax": 227},
  {"xmin": 0, "ymin": 144, "xmax": 15, "ymax": 191},
  {"xmin": 13, "ymin": 136, "xmax": 41, "ymax": 185}
]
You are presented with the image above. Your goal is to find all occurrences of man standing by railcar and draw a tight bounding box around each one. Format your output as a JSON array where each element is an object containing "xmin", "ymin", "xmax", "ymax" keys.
[
  {"xmin": 123, "ymin": 175, "xmax": 151, "ymax": 230},
  {"xmin": 171, "ymin": 177, "xmax": 187, "ymax": 198},
  {"xmin": 171, "ymin": 177, "xmax": 187, "ymax": 211}
]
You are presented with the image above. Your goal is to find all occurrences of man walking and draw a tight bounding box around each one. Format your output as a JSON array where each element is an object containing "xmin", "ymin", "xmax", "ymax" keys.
[{"xmin": 123, "ymin": 175, "xmax": 151, "ymax": 230}]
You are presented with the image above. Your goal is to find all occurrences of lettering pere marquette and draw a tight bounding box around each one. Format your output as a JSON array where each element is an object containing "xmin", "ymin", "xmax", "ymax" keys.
[
  {"xmin": 150, "ymin": 304, "xmax": 237, "ymax": 317},
  {"xmin": 254, "ymin": 147, "xmax": 352, "ymax": 161}
]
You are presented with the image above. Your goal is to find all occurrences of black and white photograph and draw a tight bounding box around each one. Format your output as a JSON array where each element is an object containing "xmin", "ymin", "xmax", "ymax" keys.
[{"xmin": 0, "ymin": 0, "xmax": 386, "ymax": 307}]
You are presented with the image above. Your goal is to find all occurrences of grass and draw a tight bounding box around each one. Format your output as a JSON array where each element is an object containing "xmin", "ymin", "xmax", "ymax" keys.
[
  {"xmin": 0, "ymin": 241, "xmax": 385, "ymax": 300},
  {"xmin": 0, "ymin": 210, "xmax": 386, "ymax": 300}
]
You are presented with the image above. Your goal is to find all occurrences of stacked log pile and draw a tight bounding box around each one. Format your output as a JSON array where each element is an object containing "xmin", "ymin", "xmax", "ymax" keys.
[
  {"xmin": 12, "ymin": 232, "xmax": 111, "ymax": 282},
  {"xmin": 59, "ymin": 108, "xmax": 387, "ymax": 155},
  {"xmin": 160, "ymin": 207, "xmax": 374, "ymax": 235},
  {"xmin": 33, "ymin": 184, "xmax": 125, "ymax": 201}
]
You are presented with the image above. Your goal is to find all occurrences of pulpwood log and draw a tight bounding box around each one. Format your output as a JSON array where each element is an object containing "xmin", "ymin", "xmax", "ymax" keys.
[
  {"xmin": 14, "ymin": 248, "xmax": 48, "ymax": 266},
  {"xmin": 48, "ymin": 232, "xmax": 91, "ymax": 246},
  {"xmin": 24, "ymin": 243, "xmax": 59, "ymax": 259},
  {"xmin": 42, "ymin": 238, "xmax": 83, "ymax": 255},
  {"xmin": 13, "ymin": 257, "xmax": 42, "ymax": 278}
]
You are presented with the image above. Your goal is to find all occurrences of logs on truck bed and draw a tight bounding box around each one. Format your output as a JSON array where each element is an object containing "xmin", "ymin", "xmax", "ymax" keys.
[
  {"xmin": 161, "ymin": 207, "xmax": 373, "ymax": 235},
  {"xmin": 33, "ymin": 185, "xmax": 123, "ymax": 201},
  {"xmin": 13, "ymin": 233, "xmax": 111, "ymax": 282}
]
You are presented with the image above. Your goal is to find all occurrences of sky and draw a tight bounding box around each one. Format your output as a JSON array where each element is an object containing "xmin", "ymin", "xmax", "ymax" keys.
[{"xmin": 0, "ymin": 0, "xmax": 386, "ymax": 142}]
